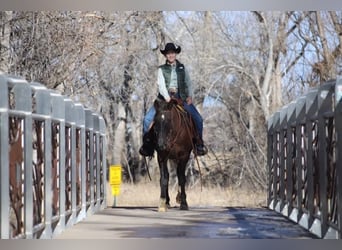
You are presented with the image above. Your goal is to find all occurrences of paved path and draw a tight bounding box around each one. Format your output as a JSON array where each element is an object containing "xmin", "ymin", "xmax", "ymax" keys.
[{"xmin": 54, "ymin": 206, "xmax": 317, "ymax": 239}]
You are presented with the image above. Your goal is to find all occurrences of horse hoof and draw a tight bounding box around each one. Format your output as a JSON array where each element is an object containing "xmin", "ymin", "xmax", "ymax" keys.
[
  {"xmin": 180, "ymin": 204, "xmax": 189, "ymax": 210},
  {"xmin": 158, "ymin": 198, "xmax": 168, "ymax": 212},
  {"xmin": 176, "ymin": 192, "xmax": 181, "ymax": 204},
  {"xmin": 158, "ymin": 206, "xmax": 167, "ymax": 212}
]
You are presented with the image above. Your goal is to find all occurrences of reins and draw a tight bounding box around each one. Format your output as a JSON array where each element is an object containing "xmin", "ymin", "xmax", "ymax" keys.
[{"xmin": 143, "ymin": 156, "xmax": 152, "ymax": 181}]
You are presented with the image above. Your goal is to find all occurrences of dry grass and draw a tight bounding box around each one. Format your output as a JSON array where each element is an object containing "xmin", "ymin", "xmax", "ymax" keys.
[{"xmin": 106, "ymin": 180, "xmax": 267, "ymax": 208}]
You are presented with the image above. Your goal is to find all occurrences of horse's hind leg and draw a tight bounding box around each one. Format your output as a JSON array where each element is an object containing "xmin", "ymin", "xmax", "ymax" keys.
[{"xmin": 177, "ymin": 162, "xmax": 189, "ymax": 210}]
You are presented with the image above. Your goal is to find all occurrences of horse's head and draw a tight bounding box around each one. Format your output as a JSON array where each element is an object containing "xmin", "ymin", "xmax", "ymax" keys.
[{"xmin": 153, "ymin": 98, "xmax": 178, "ymax": 152}]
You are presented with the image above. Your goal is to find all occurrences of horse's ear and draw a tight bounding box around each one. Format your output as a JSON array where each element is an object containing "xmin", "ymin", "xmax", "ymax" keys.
[
  {"xmin": 154, "ymin": 99, "xmax": 161, "ymax": 110},
  {"xmin": 155, "ymin": 98, "xmax": 170, "ymax": 111},
  {"xmin": 169, "ymin": 98, "xmax": 179, "ymax": 106},
  {"xmin": 167, "ymin": 100, "xmax": 175, "ymax": 109}
]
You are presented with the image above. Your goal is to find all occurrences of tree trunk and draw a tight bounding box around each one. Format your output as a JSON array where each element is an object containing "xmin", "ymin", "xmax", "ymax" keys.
[{"xmin": 0, "ymin": 11, "xmax": 12, "ymax": 73}]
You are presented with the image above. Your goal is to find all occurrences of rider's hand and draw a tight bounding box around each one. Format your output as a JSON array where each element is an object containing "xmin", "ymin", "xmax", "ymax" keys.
[{"xmin": 186, "ymin": 97, "xmax": 192, "ymax": 105}]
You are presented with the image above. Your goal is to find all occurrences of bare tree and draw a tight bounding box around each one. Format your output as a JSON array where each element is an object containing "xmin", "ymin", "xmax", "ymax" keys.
[
  {"xmin": 2, "ymin": 10, "xmax": 341, "ymax": 190},
  {"xmin": 0, "ymin": 11, "xmax": 12, "ymax": 73},
  {"xmin": 308, "ymin": 11, "xmax": 342, "ymax": 83}
]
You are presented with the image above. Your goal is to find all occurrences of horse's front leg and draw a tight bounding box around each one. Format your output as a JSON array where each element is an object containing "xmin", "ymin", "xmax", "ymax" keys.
[
  {"xmin": 177, "ymin": 160, "xmax": 189, "ymax": 210},
  {"xmin": 158, "ymin": 158, "xmax": 169, "ymax": 212}
]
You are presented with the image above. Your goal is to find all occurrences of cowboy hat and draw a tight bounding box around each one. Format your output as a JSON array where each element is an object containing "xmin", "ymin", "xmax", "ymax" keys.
[{"xmin": 160, "ymin": 43, "xmax": 181, "ymax": 55}]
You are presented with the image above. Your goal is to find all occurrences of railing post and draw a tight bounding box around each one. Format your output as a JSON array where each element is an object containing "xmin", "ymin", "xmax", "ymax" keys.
[
  {"xmin": 12, "ymin": 80, "xmax": 34, "ymax": 238},
  {"xmin": 32, "ymin": 84, "xmax": 53, "ymax": 238},
  {"xmin": 283, "ymin": 101, "xmax": 296, "ymax": 217},
  {"xmin": 99, "ymin": 116, "xmax": 107, "ymax": 208},
  {"xmin": 317, "ymin": 83, "xmax": 334, "ymax": 238},
  {"xmin": 267, "ymin": 114, "xmax": 273, "ymax": 208},
  {"xmin": 85, "ymin": 109, "xmax": 95, "ymax": 214},
  {"xmin": 51, "ymin": 92, "xmax": 66, "ymax": 236},
  {"xmin": 270, "ymin": 112, "xmax": 280, "ymax": 210},
  {"xmin": 64, "ymin": 98, "xmax": 77, "ymax": 226},
  {"xmin": 304, "ymin": 89, "xmax": 318, "ymax": 231},
  {"xmin": 0, "ymin": 75, "xmax": 10, "ymax": 239},
  {"xmin": 335, "ymin": 76, "xmax": 342, "ymax": 239},
  {"xmin": 74, "ymin": 103, "xmax": 86, "ymax": 222},
  {"xmin": 291, "ymin": 96, "xmax": 306, "ymax": 223},
  {"xmin": 277, "ymin": 106, "xmax": 287, "ymax": 213},
  {"xmin": 94, "ymin": 115, "xmax": 101, "ymax": 209}
]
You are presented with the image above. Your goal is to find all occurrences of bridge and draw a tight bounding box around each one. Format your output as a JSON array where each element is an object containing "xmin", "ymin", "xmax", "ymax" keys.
[
  {"xmin": 267, "ymin": 78, "xmax": 342, "ymax": 239},
  {"xmin": 0, "ymin": 74, "xmax": 107, "ymax": 239},
  {"xmin": 0, "ymin": 73, "xmax": 341, "ymax": 239}
]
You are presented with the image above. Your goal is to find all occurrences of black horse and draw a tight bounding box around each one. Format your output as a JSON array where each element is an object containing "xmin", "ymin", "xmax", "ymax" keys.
[{"xmin": 150, "ymin": 98, "xmax": 197, "ymax": 211}]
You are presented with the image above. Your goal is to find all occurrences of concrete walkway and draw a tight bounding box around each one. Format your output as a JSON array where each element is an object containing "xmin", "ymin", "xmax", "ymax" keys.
[{"xmin": 54, "ymin": 206, "xmax": 317, "ymax": 239}]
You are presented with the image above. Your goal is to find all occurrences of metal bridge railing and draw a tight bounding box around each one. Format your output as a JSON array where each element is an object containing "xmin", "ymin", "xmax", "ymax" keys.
[
  {"xmin": 267, "ymin": 77, "xmax": 342, "ymax": 239},
  {"xmin": 0, "ymin": 74, "xmax": 107, "ymax": 239}
]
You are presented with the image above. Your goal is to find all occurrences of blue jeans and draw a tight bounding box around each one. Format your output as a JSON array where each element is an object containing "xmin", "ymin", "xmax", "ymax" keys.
[
  {"xmin": 143, "ymin": 106, "xmax": 156, "ymax": 134},
  {"xmin": 143, "ymin": 100, "xmax": 203, "ymax": 140}
]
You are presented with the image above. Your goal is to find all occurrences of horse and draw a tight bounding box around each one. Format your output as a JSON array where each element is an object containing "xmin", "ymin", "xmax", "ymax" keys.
[{"xmin": 150, "ymin": 97, "xmax": 197, "ymax": 212}]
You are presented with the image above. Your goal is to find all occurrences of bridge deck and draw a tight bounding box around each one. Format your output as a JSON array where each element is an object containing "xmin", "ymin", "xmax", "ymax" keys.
[{"xmin": 54, "ymin": 206, "xmax": 317, "ymax": 239}]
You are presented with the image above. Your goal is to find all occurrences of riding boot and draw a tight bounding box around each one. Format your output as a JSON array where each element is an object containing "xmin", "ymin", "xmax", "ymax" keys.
[
  {"xmin": 193, "ymin": 137, "xmax": 208, "ymax": 156},
  {"xmin": 139, "ymin": 132, "xmax": 155, "ymax": 157},
  {"xmin": 195, "ymin": 144, "xmax": 208, "ymax": 156}
]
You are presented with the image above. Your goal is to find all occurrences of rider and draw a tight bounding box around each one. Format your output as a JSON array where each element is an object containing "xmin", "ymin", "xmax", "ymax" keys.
[{"xmin": 139, "ymin": 42, "xmax": 208, "ymax": 157}]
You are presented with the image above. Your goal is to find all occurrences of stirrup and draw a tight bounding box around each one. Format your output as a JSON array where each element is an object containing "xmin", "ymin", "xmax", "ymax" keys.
[
  {"xmin": 139, "ymin": 145, "xmax": 154, "ymax": 157},
  {"xmin": 194, "ymin": 144, "xmax": 208, "ymax": 156}
]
